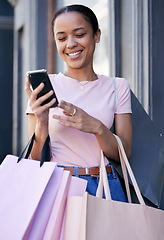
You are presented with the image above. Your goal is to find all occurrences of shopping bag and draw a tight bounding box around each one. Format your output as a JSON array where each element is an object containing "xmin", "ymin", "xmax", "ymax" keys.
[
  {"xmin": 0, "ymin": 133, "xmax": 59, "ymax": 240},
  {"xmin": 43, "ymin": 170, "xmax": 87, "ymax": 240},
  {"xmin": 110, "ymin": 90, "xmax": 164, "ymax": 208},
  {"xmin": 64, "ymin": 135, "xmax": 164, "ymax": 240},
  {"xmin": 0, "ymin": 154, "xmax": 56, "ymax": 240},
  {"xmin": 25, "ymin": 166, "xmax": 63, "ymax": 240},
  {"xmin": 0, "ymin": 132, "xmax": 87, "ymax": 240},
  {"xmin": 59, "ymin": 176, "xmax": 88, "ymax": 240}
]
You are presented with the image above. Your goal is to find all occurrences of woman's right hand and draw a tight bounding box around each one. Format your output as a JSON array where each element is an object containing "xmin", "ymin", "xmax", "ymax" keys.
[{"xmin": 25, "ymin": 77, "xmax": 56, "ymax": 124}]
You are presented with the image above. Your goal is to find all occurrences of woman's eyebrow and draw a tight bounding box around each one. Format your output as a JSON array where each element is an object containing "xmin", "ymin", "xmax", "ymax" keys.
[
  {"xmin": 56, "ymin": 27, "xmax": 85, "ymax": 35},
  {"xmin": 73, "ymin": 27, "xmax": 85, "ymax": 32},
  {"xmin": 56, "ymin": 31, "xmax": 65, "ymax": 35}
]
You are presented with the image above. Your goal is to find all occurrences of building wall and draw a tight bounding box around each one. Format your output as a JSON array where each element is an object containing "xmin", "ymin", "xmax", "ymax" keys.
[
  {"xmin": 108, "ymin": 0, "xmax": 150, "ymax": 112},
  {"xmin": 151, "ymin": 0, "xmax": 164, "ymax": 136},
  {"xmin": 0, "ymin": 1, "xmax": 13, "ymax": 163},
  {"xmin": 12, "ymin": 0, "xmax": 47, "ymax": 155},
  {"xmin": 9, "ymin": 0, "xmax": 164, "ymax": 154}
]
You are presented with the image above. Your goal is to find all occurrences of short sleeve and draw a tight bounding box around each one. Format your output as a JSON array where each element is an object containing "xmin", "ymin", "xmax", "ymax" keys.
[
  {"xmin": 26, "ymin": 100, "xmax": 34, "ymax": 115},
  {"xmin": 115, "ymin": 78, "xmax": 132, "ymax": 114}
]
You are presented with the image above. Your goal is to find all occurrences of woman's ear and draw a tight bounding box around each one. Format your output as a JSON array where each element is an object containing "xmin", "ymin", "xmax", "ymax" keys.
[{"xmin": 95, "ymin": 28, "xmax": 101, "ymax": 43}]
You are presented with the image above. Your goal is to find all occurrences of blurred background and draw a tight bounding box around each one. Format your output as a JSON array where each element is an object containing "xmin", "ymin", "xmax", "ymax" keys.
[{"xmin": 1, "ymin": 1, "xmax": 164, "ymax": 165}]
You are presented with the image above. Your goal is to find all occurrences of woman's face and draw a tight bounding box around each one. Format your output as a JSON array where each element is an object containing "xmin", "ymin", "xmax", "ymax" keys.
[{"xmin": 53, "ymin": 12, "xmax": 100, "ymax": 71}]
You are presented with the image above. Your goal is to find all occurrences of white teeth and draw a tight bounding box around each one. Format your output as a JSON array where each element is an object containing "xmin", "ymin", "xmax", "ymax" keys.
[{"xmin": 68, "ymin": 51, "xmax": 81, "ymax": 56}]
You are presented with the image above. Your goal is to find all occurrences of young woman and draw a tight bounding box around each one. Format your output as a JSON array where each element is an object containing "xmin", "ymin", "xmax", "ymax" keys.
[{"xmin": 25, "ymin": 4, "xmax": 132, "ymax": 202}]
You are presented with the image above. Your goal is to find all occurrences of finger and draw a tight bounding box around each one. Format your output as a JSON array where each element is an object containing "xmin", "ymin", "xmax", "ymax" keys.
[
  {"xmin": 58, "ymin": 120, "xmax": 76, "ymax": 128},
  {"xmin": 30, "ymin": 82, "xmax": 45, "ymax": 102},
  {"xmin": 59, "ymin": 100, "xmax": 74, "ymax": 108},
  {"xmin": 32, "ymin": 82, "xmax": 44, "ymax": 95},
  {"xmin": 31, "ymin": 94, "xmax": 56, "ymax": 116},
  {"xmin": 53, "ymin": 114, "xmax": 76, "ymax": 122},
  {"xmin": 25, "ymin": 78, "xmax": 44, "ymax": 99},
  {"xmin": 63, "ymin": 111, "xmax": 70, "ymax": 116},
  {"xmin": 33, "ymin": 90, "xmax": 55, "ymax": 107},
  {"xmin": 59, "ymin": 101, "xmax": 77, "ymax": 115},
  {"xmin": 34, "ymin": 98, "xmax": 56, "ymax": 116}
]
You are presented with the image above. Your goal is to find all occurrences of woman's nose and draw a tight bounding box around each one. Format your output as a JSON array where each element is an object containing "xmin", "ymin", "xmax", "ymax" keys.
[{"xmin": 67, "ymin": 36, "xmax": 78, "ymax": 48}]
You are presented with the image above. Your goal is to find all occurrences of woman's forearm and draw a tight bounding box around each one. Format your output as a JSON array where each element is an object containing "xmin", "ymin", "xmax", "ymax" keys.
[
  {"xmin": 94, "ymin": 122, "xmax": 119, "ymax": 161},
  {"xmin": 30, "ymin": 120, "xmax": 49, "ymax": 161},
  {"xmin": 94, "ymin": 120, "xmax": 132, "ymax": 162}
]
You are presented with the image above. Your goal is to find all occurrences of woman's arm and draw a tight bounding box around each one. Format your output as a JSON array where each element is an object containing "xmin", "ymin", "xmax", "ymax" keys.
[
  {"xmin": 27, "ymin": 113, "xmax": 50, "ymax": 161},
  {"xmin": 94, "ymin": 113, "xmax": 132, "ymax": 161},
  {"xmin": 25, "ymin": 77, "xmax": 56, "ymax": 161}
]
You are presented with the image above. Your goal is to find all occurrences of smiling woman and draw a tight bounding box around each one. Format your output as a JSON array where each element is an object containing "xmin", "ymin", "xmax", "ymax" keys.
[
  {"xmin": 25, "ymin": 4, "xmax": 132, "ymax": 202},
  {"xmin": 61, "ymin": 1, "xmax": 109, "ymax": 76},
  {"xmin": 53, "ymin": 11, "xmax": 101, "ymax": 74}
]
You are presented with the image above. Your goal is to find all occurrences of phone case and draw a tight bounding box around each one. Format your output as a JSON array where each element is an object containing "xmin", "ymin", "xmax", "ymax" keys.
[{"xmin": 26, "ymin": 69, "xmax": 58, "ymax": 108}]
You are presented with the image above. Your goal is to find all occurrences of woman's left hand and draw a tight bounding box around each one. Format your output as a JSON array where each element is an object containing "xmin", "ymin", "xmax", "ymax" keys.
[
  {"xmin": 53, "ymin": 100, "xmax": 101, "ymax": 134},
  {"xmin": 53, "ymin": 100, "xmax": 132, "ymax": 161}
]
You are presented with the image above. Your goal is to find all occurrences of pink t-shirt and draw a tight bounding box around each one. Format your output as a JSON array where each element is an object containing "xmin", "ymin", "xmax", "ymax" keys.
[{"xmin": 26, "ymin": 73, "xmax": 132, "ymax": 167}]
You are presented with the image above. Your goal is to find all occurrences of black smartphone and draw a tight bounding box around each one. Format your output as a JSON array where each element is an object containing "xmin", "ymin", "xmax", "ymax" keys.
[{"xmin": 26, "ymin": 69, "xmax": 58, "ymax": 108}]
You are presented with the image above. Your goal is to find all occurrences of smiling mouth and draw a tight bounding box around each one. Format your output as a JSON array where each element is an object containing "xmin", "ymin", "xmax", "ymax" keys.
[{"xmin": 67, "ymin": 50, "xmax": 82, "ymax": 57}]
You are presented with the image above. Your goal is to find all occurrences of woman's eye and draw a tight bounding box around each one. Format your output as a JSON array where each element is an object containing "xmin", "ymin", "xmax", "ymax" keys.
[
  {"xmin": 76, "ymin": 33, "xmax": 86, "ymax": 38},
  {"xmin": 58, "ymin": 37, "xmax": 66, "ymax": 41}
]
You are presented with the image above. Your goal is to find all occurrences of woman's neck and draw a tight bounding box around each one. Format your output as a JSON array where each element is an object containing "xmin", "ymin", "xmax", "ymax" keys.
[{"xmin": 64, "ymin": 68, "xmax": 98, "ymax": 82}]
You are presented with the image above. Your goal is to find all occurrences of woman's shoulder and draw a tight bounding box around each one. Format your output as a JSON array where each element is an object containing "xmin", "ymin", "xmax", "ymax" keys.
[
  {"xmin": 48, "ymin": 72, "xmax": 65, "ymax": 86},
  {"xmin": 98, "ymin": 74, "xmax": 128, "ymax": 82},
  {"xmin": 115, "ymin": 76, "xmax": 130, "ymax": 84},
  {"xmin": 114, "ymin": 77, "xmax": 131, "ymax": 91},
  {"xmin": 48, "ymin": 72, "xmax": 62, "ymax": 81},
  {"xmin": 97, "ymin": 74, "xmax": 112, "ymax": 81},
  {"xmin": 98, "ymin": 75, "xmax": 130, "ymax": 88}
]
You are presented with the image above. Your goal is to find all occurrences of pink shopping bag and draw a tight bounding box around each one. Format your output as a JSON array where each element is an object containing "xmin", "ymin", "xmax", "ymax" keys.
[
  {"xmin": 0, "ymin": 154, "xmax": 57, "ymax": 240},
  {"xmin": 42, "ymin": 170, "xmax": 87, "ymax": 240},
  {"xmin": 24, "ymin": 166, "xmax": 64, "ymax": 240},
  {"xmin": 59, "ymin": 176, "xmax": 88, "ymax": 240},
  {"xmin": 0, "ymin": 131, "xmax": 88, "ymax": 240}
]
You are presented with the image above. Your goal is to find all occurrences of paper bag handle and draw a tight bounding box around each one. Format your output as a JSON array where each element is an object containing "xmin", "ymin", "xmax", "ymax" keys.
[
  {"xmin": 114, "ymin": 134, "xmax": 145, "ymax": 205},
  {"xmin": 17, "ymin": 133, "xmax": 50, "ymax": 167},
  {"xmin": 96, "ymin": 150, "xmax": 112, "ymax": 200},
  {"xmin": 96, "ymin": 135, "xmax": 145, "ymax": 205}
]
